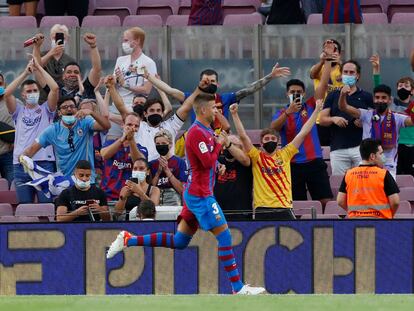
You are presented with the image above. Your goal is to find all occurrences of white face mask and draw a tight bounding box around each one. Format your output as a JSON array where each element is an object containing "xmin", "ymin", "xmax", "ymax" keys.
[
  {"xmin": 132, "ymin": 170, "xmax": 146, "ymax": 182},
  {"xmin": 122, "ymin": 42, "xmax": 134, "ymax": 55},
  {"xmin": 26, "ymin": 92, "xmax": 40, "ymax": 105}
]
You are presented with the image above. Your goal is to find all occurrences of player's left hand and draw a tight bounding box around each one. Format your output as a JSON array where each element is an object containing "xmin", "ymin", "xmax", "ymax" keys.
[
  {"xmin": 83, "ymin": 33, "xmax": 97, "ymax": 47},
  {"xmin": 229, "ymin": 103, "xmax": 239, "ymax": 114},
  {"xmin": 271, "ymin": 62, "xmax": 291, "ymax": 78}
]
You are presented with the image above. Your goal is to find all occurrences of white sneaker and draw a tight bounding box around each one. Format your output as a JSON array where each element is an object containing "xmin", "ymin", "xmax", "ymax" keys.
[
  {"xmin": 106, "ymin": 230, "xmax": 131, "ymax": 259},
  {"xmin": 235, "ymin": 284, "xmax": 266, "ymax": 295}
]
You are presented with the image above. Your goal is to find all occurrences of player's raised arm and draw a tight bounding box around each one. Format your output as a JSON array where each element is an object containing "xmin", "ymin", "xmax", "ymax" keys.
[{"xmin": 230, "ymin": 104, "xmax": 254, "ymax": 153}]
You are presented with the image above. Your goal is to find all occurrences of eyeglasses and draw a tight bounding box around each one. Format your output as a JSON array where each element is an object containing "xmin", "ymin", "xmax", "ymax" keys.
[
  {"xmin": 60, "ymin": 105, "xmax": 76, "ymax": 111},
  {"xmin": 68, "ymin": 129, "xmax": 75, "ymax": 152}
]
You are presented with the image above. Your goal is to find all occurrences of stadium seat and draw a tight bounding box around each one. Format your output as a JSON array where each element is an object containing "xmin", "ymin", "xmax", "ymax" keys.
[
  {"xmin": 15, "ymin": 203, "xmax": 55, "ymax": 222},
  {"xmin": 326, "ymin": 161, "xmax": 332, "ymax": 176},
  {"xmin": 324, "ymin": 201, "xmax": 347, "ymax": 216},
  {"xmin": 81, "ymin": 15, "xmax": 121, "ymax": 27},
  {"xmin": 331, "ymin": 187, "xmax": 340, "ymax": 200},
  {"xmin": 292, "ymin": 200, "xmax": 323, "ymax": 216},
  {"xmin": 396, "ymin": 175, "xmax": 414, "ymax": 188},
  {"xmin": 245, "ymin": 129, "xmax": 261, "ymax": 146},
  {"xmin": 40, "ymin": 16, "xmax": 79, "ymax": 28},
  {"xmin": 360, "ymin": 0, "xmax": 389, "ymax": 13},
  {"xmin": 301, "ymin": 214, "xmax": 341, "ymax": 219},
  {"xmin": 0, "ymin": 191, "xmax": 18, "ymax": 205},
  {"xmin": 391, "ymin": 13, "xmax": 414, "ymax": 24},
  {"xmin": 123, "ymin": 14, "xmax": 164, "ymax": 27},
  {"xmin": 222, "ymin": 0, "xmax": 260, "ymax": 17},
  {"xmin": 0, "ymin": 215, "xmax": 19, "ymax": 223},
  {"xmin": 166, "ymin": 15, "xmax": 189, "ymax": 26},
  {"xmin": 223, "ymin": 13, "xmax": 263, "ymax": 26},
  {"xmin": 329, "ymin": 175, "xmax": 344, "ymax": 189},
  {"xmin": 0, "ymin": 16, "xmax": 37, "ymax": 28},
  {"xmin": 92, "ymin": 0, "xmax": 138, "ymax": 23},
  {"xmin": 388, "ymin": 0, "xmax": 414, "ymax": 20},
  {"xmin": 393, "ymin": 214, "xmax": 414, "ymax": 219},
  {"xmin": 396, "ymin": 201, "xmax": 412, "ymax": 214},
  {"xmin": 362, "ymin": 12, "xmax": 389, "ymax": 24},
  {"xmin": 137, "ymin": 0, "xmax": 177, "ymax": 25},
  {"xmin": 399, "ymin": 187, "xmax": 414, "ymax": 202},
  {"xmin": 0, "ymin": 203, "xmax": 13, "ymax": 216},
  {"xmin": 16, "ymin": 216, "xmax": 41, "ymax": 222},
  {"xmin": 178, "ymin": 0, "xmax": 191, "ymax": 15},
  {"xmin": 307, "ymin": 14, "xmax": 322, "ymax": 24},
  {"xmin": 0, "ymin": 178, "xmax": 8, "ymax": 191}
]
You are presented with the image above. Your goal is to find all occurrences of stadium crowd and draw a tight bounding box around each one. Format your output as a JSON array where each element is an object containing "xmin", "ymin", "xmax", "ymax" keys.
[{"xmin": 0, "ymin": 1, "xmax": 414, "ymax": 222}]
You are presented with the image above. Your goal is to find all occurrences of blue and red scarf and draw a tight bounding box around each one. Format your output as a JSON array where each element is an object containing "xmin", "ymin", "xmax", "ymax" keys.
[{"xmin": 371, "ymin": 110, "xmax": 397, "ymax": 150}]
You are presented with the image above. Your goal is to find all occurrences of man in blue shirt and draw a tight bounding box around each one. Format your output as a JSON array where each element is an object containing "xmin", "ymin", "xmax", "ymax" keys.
[{"xmin": 22, "ymin": 96, "xmax": 110, "ymax": 183}]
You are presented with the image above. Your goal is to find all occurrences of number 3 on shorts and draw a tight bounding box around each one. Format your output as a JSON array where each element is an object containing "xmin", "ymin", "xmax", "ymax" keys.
[{"xmin": 211, "ymin": 203, "xmax": 219, "ymax": 215}]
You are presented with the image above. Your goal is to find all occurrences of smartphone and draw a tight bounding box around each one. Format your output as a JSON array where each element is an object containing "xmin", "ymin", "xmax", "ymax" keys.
[
  {"xmin": 292, "ymin": 93, "xmax": 301, "ymax": 102},
  {"xmin": 129, "ymin": 178, "xmax": 138, "ymax": 183},
  {"xmin": 136, "ymin": 67, "xmax": 145, "ymax": 75},
  {"xmin": 86, "ymin": 199, "xmax": 95, "ymax": 206},
  {"xmin": 55, "ymin": 32, "xmax": 64, "ymax": 45}
]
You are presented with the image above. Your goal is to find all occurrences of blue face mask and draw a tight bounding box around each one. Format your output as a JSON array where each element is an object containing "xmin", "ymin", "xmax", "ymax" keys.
[
  {"xmin": 62, "ymin": 115, "xmax": 76, "ymax": 125},
  {"xmin": 0, "ymin": 86, "xmax": 5, "ymax": 96},
  {"xmin": 75, "ymin": 177, "xmax": 90, "ymax": 190},
  {"xmin": 342, "ymin": 75, "xmax": 357, "ymax": 87}
]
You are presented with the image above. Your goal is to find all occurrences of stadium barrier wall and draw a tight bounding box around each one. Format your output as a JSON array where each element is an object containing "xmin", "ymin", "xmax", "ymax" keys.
[{"xmin": 0, "ymin": 220, "xmax": 413, "ymax": 295}]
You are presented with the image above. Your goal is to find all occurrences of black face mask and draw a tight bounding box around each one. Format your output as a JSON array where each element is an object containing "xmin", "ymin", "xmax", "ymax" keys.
[
  {"xmin": 156, "ymin": 144, "xmax": 169, "ymax": 156},
  {"xmin": 147, "ymin": 114, "xmax": 163, "ymax": 126},
  {"xmin": 223, "ymin": 149, "xmax": 234, "ymax": 160},
  {"xmin": 375, "ymin": 102, "xmax": 388, "ymax": 114},
  {"xmin": 199, "ymin": 83, "xmax": 217, "ymax": 94},
  {"xmin": 397, "ymin": 88, "xmax": 411, "ymax": 101},
  {"xmin": 263, "ymin": 141, "xmax": 277, "ymax": 154},
  {"xmin": 133, "ymin": 104, "xmax": 145, "ymax": 116}
]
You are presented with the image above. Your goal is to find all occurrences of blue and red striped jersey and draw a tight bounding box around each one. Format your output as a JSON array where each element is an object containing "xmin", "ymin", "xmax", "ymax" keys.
[
  {"xmin": 185, "ymin": 120, "xmax": 222, "ymax": 197},
  {"xmin": 323, "ymin": 0, "xmax": 363, "ymax": 24},
  {"xmin": 100, "ymin": 140, "xmax": 148, "ymax": 201},
  {"xmin": 149, "ymin": 155, "xmax": 188, "ymax": 189},
  {"xmin": 272, "ymin": 97, "xmax": 322, "ymax": 164},
  {"xmin": 188, "ymin": 0, "xmax": 223, "ymax": 25}
]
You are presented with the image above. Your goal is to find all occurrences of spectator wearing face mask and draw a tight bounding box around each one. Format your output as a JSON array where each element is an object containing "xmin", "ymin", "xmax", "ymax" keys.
[
  {"xmin": 271, "ymin": 79, "xmax": 333, "ymax": 209},
  {"xmin": 319, "ymin": 60, "xmax": 374, "ymax": 175},
  {"xmin": 339, "ymin": 84, "xmax": 414, "ymax": 179},
  {"xmin": 149, "ymin": 129, "xmax": 188, "ymax": 206},
  {"xmin": 22, "ymin": 96, "xmax": 110, "ymax": 184},
  {"xmin": 114, "ymin": 158, "xmax": 160, "ymax": 221},
  {"xmin": 4, "ymin": 58, "xmax": 59, "ymax": 203},
  {"xmin": 55, "ymin": 160, "xmax": 110, "ymax": 222},
  {"xmin": 0, "ymin": 73, "xmax": 15, "ymax": 186}
]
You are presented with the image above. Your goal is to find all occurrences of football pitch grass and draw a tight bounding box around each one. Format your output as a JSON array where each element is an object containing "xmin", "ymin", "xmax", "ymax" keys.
[{"xmin": 1, "ymin": 295, "xmax": 414, "ymax": 311}]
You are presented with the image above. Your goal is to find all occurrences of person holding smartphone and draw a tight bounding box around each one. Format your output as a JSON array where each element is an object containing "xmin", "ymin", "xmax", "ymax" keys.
[
  {"xmin": 114, "ymin": 158, "xmax": 160, "ymax": 221},
  {"xmin": 270, "ymin": 79, "xmax": 333, "ymax": 210},
  {"xmin": 55, "ymin": 160, "xmax": 110, "ymax": 222}
]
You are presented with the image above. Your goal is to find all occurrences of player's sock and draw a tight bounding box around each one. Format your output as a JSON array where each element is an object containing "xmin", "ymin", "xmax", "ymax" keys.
[
  {"xmin": 126, "ymin": 231, "xmax": 192, "ymax": 249},
  {"xmin": 216, "ymin": 229, "xmax": 244, "ymax": 293}
]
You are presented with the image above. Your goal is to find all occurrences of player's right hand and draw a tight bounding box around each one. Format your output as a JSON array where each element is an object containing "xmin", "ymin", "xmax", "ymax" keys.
[{"xmin": 332, "ymin": 116, "xmax": 348, "ymax": 128}]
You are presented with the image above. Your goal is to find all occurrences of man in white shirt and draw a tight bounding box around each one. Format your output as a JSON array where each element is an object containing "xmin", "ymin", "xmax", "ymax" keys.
[{"xmin": 108, "ymin": 27, "xmax": 157, "ymax": 138}]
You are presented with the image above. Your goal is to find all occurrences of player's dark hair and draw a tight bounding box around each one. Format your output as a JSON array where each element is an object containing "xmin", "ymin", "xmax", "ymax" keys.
[
  {"xmin": 21, "ymin": 79, "xmax": 39, "ymax": 91},
  {"xmin": 260, "ymin": 128, "xmax": 280, "ymax": 143},
  {"xmin": 138, "ymin": 200, "xmax": 156, "ymax": 219},
  {"xmin": 193, "ymin": 93, "xmax": 215, "ymax": 114},
  {"xmin": 360, "ymin": 138, "xmax": 381, "ymax": 161},
  {"xmin": 64, "ymin": 62, "xmax": 81, "ymax": 73},
  {"xmin": 75, "ymin": 160, "xmax": 92, "ymax": 170},
  {"xmin": 341, "ymin": 60, "xmax": 361, "ymax": 74},
  {"xmin": 373, "ymin": 84, "xmax": 392, "ymax": 97},
  {"xmin": 286, "ymin": 79, "xmax": 305, "ymax": 92},
  {"xmin": 200, "ymin": 69, "xmax": 219, "ymax": 82},
  {"xmin": 143, "ymin": 98, "xmax": 165, "ymax": 113}
]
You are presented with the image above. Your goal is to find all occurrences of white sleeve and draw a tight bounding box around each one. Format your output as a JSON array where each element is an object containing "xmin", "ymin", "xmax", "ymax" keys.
[
  {"xmin": 164, "ymin": 114, "xmax": 184, "ymax": 137},
  {"xmin": 359, "ymin": 108, "xmax": 370, "ymax": 122},
  {"xmin": 147, "ymin": 58, "xmax": 157, "ymax": 75}
]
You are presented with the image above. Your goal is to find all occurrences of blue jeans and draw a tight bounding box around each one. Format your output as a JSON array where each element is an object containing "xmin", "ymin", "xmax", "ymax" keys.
[
  {"xmin": 14, "ymin": 161, "xmax": 56, "ymax": 203},
  {"xmin": 0, "ymin": 151, "xmax": 14, "ymax": 187}
]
